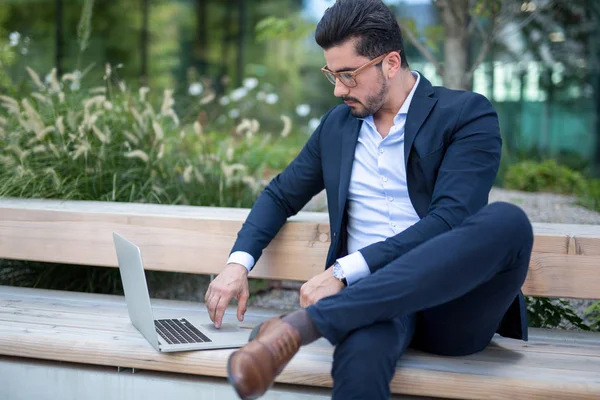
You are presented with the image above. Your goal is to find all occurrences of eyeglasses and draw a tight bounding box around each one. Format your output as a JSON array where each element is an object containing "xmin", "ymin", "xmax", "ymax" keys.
[{"xmin": 321, "ymin": 51, "xmax": 398, "ymax": 88}]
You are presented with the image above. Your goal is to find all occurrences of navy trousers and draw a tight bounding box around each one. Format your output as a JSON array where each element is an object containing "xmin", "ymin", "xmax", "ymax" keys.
[{"xmin": 306, "ymin": 202, "xmax": 534, "ymax": 399}]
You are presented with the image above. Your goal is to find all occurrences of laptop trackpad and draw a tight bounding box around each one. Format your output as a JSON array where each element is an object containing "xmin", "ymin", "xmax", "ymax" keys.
[{"xmin": 200, "ymin": 323, "xmax": 240, "ymax": 333}]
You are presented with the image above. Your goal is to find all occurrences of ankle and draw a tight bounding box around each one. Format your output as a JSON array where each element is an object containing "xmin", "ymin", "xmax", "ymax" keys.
[{"xmin": 282, "ymin": 309, "xmax": 322, "ymax": 346}]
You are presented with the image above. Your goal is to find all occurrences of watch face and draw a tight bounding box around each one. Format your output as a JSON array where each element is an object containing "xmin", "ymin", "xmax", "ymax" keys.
[{"xmin": 333, "ymin": 264, "xmax": 343, "ymax": 280}]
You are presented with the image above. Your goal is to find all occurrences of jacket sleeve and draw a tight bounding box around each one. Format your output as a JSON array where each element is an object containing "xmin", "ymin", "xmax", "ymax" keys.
[
  {"xmin": 359, "ymin": 93, "xmax": 502, "ymax": 272},
  {"xmin": 228, "ymin": 109, "xmax": 333, "ymax": 266}
]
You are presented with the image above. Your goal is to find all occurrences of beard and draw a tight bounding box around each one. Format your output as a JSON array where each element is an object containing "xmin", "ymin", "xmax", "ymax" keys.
[{"xmin": 343, "ymin": 76, "xmax": 388, "ymax": 118}]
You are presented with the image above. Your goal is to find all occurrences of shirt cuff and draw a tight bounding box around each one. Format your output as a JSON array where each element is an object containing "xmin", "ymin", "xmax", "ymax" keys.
[
  {"xmin": 336, "ymin": 252, "xmax": 370, "ymax": 285},
  {"xmin": 227, "ymin": 251, "xmax": 255, "ymax": 272}
]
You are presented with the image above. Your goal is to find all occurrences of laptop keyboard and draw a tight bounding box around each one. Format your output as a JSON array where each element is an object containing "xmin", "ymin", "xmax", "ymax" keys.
[{"xmin": 154, "ymin": 318, "xmax": 212, "ymax": 345}]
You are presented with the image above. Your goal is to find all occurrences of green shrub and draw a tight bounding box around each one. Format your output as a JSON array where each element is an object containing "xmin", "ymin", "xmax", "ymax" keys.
[
  {"xmin": 577, "ymin": 178, "xmax": 600, "ymax": 212},
  {"xmin": 503, "ymin": 159, "xmax": 586, "ymax": 194},
  {"xmin": 0, "ymin": 65, "xmax": 306, "ymax": 207},
  {"xmin": 585, "ymin": 301, "xmax": 600, "ymax": 331},
  {"xmin": 527, "ymin": 297, "xmax": 591, "ymax": 331}
]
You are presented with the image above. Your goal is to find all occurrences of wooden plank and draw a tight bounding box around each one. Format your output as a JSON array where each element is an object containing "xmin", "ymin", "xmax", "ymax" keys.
[
  {"xmin": 3, "ymin": 323, "xmax": 596, "ymax": 400},
  {"xmin": 1, "ymin": 286, "xmax": 600, "ymax": 399},
  {"xmin": 531, "ymin": 234, "xmax": 569, "ymax": 254},
  {"xmin": 0, "ymin": 206, "xmax": 330, "ymax": 281},
  {"xmin": 522, "ymin": 253, "xmax": 600, "ymax": 299},
  {"xmin": 7, "ymin": 310, "xmax": 599, "ymax": 376},
  {"xmin": 575, "ymin": 236, "xmax": 600, "ymax": 256},
  {"xmin": 3, "ymin": 288, "xmax": 599, "ymax": 361},
  {"xmin": 2, "ymin": 285, "xmax": 599, "ymax": 367},
  {"xmin": 1, "ymin": 198, "xmax": 598, "ymax": 233},
  {"xmin": 1, "ymin": 198, "xmax": 600, "ymax": 298},
  {"xmin": 4, "ymin": 293, "xmax": 600, "ymax": 360}
]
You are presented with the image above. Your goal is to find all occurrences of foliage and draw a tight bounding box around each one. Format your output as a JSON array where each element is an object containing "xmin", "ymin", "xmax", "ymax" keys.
[
  {"xmin": 0, "ymin": 259, "xmax": 124, "ymax": 295},
  {"xmin": 76, "ymin": 0, "xmax": 94, "ymax": 57},
  {"xmin": 395, "ymin": 0, "xmax": 596, "ymax": 91},
  {"xmin": 0, "ymin": 258, "xmax": 210, "ymax": 300},
  {"xmin": 180, "ymin": 74, "xmax": 322, "ymax": 142},
  {"xmin": 255, "ymin": 15, "xmax": 314, "ymax": 43},
  {"xmin": 577, "ymin": 179, "xmax": 600, "ymax": 212},
  {"xmin": 526, "ymin": 297, "xmax": 591, "ymax": 331},
  {"xmin": 503, "ymin": 159, "xmax": 586, "ymax": 194},
  {"xmin": 0, "ymin": 29, "xmax": 30, "ymax": 89},
  {"xmin": 0, "ymin": 64, "xmax": 308, "ymax": 207},
  {"xmin": 585, "ymin": 301, "xmax": 600, "ymax": 331}
]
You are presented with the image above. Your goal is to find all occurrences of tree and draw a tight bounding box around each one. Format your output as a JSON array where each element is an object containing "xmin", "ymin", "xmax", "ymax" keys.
[
  {"xmin": 236, "ymin": 0, "xmax": 248, "ymax": 87},
  {"xmin": 140, "ymin": 0, "xmax": 149, "ymax": 86},
  {"xmin": 55, "ymin": 0, "xmax": 64, "ymax": 77},
  {"xmin": 396, "ymin": 0, "xmax": 595, "ymax": 91},
  {"xmin": 194, "ymin": 0, "xmax": 209, "ymax": 76}
]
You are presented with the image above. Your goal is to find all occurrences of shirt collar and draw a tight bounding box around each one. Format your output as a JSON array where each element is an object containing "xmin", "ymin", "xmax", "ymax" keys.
[{"xmin": 398, "ymin": 71, "xmax": 420, "ymax": 116}]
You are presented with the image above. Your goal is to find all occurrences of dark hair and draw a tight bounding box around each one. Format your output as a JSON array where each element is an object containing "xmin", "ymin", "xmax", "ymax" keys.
[{"xmin": 315, "ymin": 0, "xmax": 408, "ymax": 68}]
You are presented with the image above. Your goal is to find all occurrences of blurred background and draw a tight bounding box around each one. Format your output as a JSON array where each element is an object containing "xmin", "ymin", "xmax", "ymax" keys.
[
  {"xmin": 1, "ymin": 0, "xmax": 599, "ymax": 329},
  {"xmin": 0, "ymin": 0, "xmax": 599, "ymax": 206}
]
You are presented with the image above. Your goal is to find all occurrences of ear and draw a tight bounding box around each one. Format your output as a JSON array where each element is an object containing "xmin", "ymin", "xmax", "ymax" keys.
[{"xmin": 385, "ymin": 51, "xmax": 402, "ymax": 78}]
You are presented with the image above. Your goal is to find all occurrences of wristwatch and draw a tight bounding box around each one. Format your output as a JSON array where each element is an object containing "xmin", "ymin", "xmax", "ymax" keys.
[{"xmin": 332, "ymin": 262, "xmax": 348, "ymax": 286}]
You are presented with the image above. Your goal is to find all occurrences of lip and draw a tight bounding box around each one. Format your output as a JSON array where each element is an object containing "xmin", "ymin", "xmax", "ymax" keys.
[{"xmin": 344, "ymin": 100, "xmax": 356, "ymax": 106}]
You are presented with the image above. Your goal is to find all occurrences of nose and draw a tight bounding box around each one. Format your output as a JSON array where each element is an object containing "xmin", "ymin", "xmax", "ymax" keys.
[{"xmin": 333, "ymin": 79, "xmax": 350, "ymax": 98}]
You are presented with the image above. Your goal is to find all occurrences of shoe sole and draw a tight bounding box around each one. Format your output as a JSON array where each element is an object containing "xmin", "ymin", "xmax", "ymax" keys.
[
  {"xmin": 226, "ymin": 353, "xmax": 247, "ymax": 400},
  {"xmin": 226, "ymin": 323, "xmax": 263, "ymax": 400},
  {"xmin": 248, "ymin": 322, "xmax": 263, "ymax": 341}
]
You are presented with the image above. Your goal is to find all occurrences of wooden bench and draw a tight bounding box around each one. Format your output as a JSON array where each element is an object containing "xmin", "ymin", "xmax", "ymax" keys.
[{"xmin": 0, "ymin": 197, "xmax": 599, "ymax": 399}]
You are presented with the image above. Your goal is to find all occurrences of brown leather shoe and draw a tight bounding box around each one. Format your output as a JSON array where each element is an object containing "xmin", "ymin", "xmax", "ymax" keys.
[{"xmin": 227, "ymin": 317, "xmax": 301, "ymax": 399}]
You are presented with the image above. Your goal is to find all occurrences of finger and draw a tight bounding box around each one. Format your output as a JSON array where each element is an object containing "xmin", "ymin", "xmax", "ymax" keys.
[
  {"xmin": 237, "ymin": 290, "xmax": 249, "ymax": 322},
  {"xmin": 205, "ymin": 286, "xmax": 219, "ymax": 317},
  {"xmin": 208, "ymin": 295, "xmax": 219, "ymax": 323},
  {"xmin": 205, "ymin": 289, "xmax": 214, "ymax": 312},
  {"xmin": 214, "ymin": 295, "xmax": 232, "ymax": 328},
  {"xmin": 204, "ymin": 285, "xmax": 212, "ymax": 304}
]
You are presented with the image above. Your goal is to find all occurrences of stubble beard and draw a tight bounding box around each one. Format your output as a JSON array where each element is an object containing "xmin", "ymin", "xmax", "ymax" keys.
[{"xmin": 346, "ymin": 77, "xmax": 389, "ymax": 118}]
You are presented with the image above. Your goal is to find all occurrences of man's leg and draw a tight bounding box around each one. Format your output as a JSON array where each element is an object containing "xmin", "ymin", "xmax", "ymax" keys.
[
  {"xmin": 306, "ymin": 202, "xmax": 533, "ymax": 346},
  {"xmin": 331, "ymin": 315, "xmax": 416, "ymax": 400},
  {"xmin": 411, "ymin": 259, "xmax": 528, "ymax": 356}
]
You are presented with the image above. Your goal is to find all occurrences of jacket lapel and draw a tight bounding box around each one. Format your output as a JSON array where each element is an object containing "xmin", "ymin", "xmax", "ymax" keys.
[
  {"xmin": 404, "ymin": 74, "xmax": 437, "ymax": 167},
  {"xmin": 337, "ymin": 115, "xmax": 361, "ymax": 215}
]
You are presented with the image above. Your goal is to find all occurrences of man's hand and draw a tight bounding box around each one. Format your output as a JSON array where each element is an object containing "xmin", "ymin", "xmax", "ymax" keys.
[
  {"xmin": 299, "ymin": 267, "xmax": 345, "ymax": 308},
  {"xmin": 205, "ymin": 263, "xmax": 249, "ymax": 328}
]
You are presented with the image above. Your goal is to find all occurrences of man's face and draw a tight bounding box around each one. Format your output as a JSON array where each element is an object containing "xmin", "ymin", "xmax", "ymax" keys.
[{"xmin": 323, "ymin": 40, "xmax": 389, "ymax": 118}]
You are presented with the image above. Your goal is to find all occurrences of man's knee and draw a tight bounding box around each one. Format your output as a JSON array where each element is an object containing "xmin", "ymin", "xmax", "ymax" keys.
[{"xmin": 483, "ymin": 202, "xmax": 534, "ymax": 250}]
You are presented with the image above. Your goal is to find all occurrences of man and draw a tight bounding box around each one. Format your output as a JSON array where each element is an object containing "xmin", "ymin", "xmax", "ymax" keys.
[{"xmin": 205, "ymin": 0, "xmax": 534, "ymax": 399}]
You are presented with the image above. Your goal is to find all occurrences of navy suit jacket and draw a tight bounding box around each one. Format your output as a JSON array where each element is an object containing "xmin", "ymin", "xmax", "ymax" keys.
[{"xmin": 231, "ymin": 74, "xmax": 528, "ymax": 341}]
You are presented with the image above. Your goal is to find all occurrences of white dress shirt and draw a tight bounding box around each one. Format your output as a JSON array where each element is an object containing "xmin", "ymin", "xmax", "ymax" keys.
[{"xmin": 228, "ymin": 72, "xmax": 422, "ymax": 286}]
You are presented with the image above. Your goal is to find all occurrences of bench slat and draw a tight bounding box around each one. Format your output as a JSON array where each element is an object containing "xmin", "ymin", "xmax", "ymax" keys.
[
  {"xmin": 4, "ymin": 293, "xmax": 600, "ymax": 360},
  {"xmin": 523, "ymin": 253, "xmax": 600, "ymax": 298},
  {"xmin": 3, "ymin": 296, "xmax": 599, "ymax": 373},
  {"xmin": 1, "ymin": 198, "xmax": 600, "ymax": 298},
  {"xmin": 1, "ymin": 286, "xmax": 599, "ymax": 399}
]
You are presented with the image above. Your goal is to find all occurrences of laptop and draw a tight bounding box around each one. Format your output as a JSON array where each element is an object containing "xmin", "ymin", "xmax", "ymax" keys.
[{"xmin": 112, "ymin": 232, "xmax": 250, "ymax": 352}]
